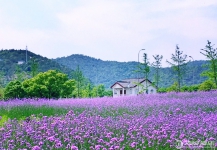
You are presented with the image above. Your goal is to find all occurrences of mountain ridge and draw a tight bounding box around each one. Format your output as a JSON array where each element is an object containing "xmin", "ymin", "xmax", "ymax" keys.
[
  {"xmin": 54, "ymin": 54, "xmax": 208, "ymax": 88},
  {"xmin": 0, "ymin": 50, "xmax": 208, "ymax": 88}
]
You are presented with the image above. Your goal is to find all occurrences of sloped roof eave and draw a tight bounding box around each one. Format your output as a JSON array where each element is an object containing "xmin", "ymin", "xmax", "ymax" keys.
[
  {"xmin": 110, "ymin": 82, "xmax": 124, "ymax": 88},
  {"xmin": 132, "ymin": 79, "xmax": 157, "ymax": 88}
]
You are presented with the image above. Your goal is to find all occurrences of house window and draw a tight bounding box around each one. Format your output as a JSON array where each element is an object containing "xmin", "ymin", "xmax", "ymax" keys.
[
  {"xmin": 151, "ymin": 89, "xmax": 154, "ymax": 93},
  {"xmin": 120, "ymin": 90, "xmax": 122, "ymax": 95},
  {"xmin": 124, "ymin": 90, "xmax": 126, "ymax": 94}
]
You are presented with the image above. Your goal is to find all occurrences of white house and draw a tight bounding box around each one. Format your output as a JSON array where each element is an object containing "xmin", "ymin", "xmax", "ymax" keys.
[{"xmin": 111, "ymin": 78, "xmax": 157, "ymax": 97}]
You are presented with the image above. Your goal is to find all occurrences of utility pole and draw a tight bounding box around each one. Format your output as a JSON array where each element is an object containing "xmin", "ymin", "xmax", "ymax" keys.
[{"xmin": 26, "ymin": 46, "xmax": 28, "ymax": 64}]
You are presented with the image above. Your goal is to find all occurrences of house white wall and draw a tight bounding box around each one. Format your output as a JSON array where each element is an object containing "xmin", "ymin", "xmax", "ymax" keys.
[
  {"xmin": 112, "ymin": 84, "xmax": 123, "ymax": 97},
  {"xmin": 113, "ymin": 87, "xmax": 134, "ymax": 97},
  {"xmin": 139, "ymin": 81, "xmax": 157, "ymax": 94},
  {"xmin": 112, "ymin": 80, "xmax": 157, "ymax": 97}
]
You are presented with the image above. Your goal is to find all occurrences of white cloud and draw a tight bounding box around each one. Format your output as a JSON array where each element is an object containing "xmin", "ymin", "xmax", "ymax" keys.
[
  {"xmin": 56, "ymin": 1, "xmax": 155, "ymax": 45},
  {"xmin": 0, "ymin": 0, "xmax": 217, "ymax": 67},
  {"xmin": 150, "ymin": 0, "xmax": 217, "ymax": 12}
]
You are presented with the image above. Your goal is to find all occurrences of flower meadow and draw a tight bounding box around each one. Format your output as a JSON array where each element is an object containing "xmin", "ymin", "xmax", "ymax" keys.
[{"xmin": 0, "ymin": 91, "xmax": 217, "ymax": 149}]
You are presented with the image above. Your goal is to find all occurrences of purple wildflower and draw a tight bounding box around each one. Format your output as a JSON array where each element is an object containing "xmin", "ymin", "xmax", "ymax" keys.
[
  {"xmin": 32, "ymin": 145, "xmax": 40, "ymax": 150},
  {"xmin": 71, "ymin": 145, "xmax": 78, "ymax": 150}
]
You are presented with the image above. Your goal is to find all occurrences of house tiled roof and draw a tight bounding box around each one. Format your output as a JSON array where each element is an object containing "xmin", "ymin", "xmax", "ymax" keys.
[{"xmin": 111, "ymin": 78, "xmax": 154, "ymax": 88}]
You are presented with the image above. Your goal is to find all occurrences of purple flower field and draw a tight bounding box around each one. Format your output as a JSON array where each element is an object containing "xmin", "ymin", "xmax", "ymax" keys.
[{"xmin": 0, "ymin": 91, "xmax": 217, "ymax": 149}]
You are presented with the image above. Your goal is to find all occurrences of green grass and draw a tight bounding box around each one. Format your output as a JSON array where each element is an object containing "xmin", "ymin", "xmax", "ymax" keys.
[
  {"xmin": 0, "ymin": 105, "xmax": 145, "ymax": 127},
  {"xmin": 0, "ymin": 105, "xmax": 158, "ymax": 128},
  {"xmin": 0, "ymin": 115, "xmax": 8, "ymax": 127},
  {"xmin": 0, "ymin": 105, "xmax": 70, "ymax": 126}
]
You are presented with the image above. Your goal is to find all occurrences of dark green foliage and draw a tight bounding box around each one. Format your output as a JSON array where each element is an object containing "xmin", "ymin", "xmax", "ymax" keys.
[
  {"xmin": 152, "ymin": 55, "xmax": 163, "ymax": 88},
  {"xmin": 55, "ymin": 54, "xmax": 140, "ymax": 88},
  {"xmin": 94, "ymin": 84, "xmax": 106, "ymax": 97},
  {"xmin": 199, "ymin": 80, "xmax": 216, "ymax": 91},
  {"xmin": 180, "ymin": 85, "xmax": 199, "ymax": 92},
  {"xmin": 200, "ymin": 40, "xmax": 217, "ymax": 87},
  {"xmin": 61, "ymin": 79, "xmax": 76, "ymax": 98},
  {"xmin": 30, "ymin": 58, "xmax": 38, "ymax": 77},
  {"xmin": 157, "ymin": 87, "xmax": 167, "ymax": 93},
  {"xmin": 0, "ymin": 86, "xmax": 4, "ymax": 100},
  {"xmin": 72, "ymin": 66, "xmax": 86, "ymax": 98},
  {"xmin": 136, "ymin": 53, "xmax": 150, "ymax": 93},
  {"xmin": 0, "ymin": 49, "xmax": 210, "ymax": 89},
  {"xmin": 22, "ymin": 70, "xmax": 74, "ymax": 99},
  {"xmin": 80, "ymin": 83, "xmax": 93, "ymax": 98},
  {"xmin": 0, "ymin": 49, "xmax": 72, "ymax": 87},
  {"xmin": 167, "ymin": 82, "xmax": 179, "ymax": 92},
  {"xmin": 55, "ymin": 54, "xmax": 208, "ymax": 89},
  {"xmin": 167, "ymin": 45, "xmax": 189, "ymax": 92},
  {"xmin": 158, "ymin": 83, "xmax": 200, "ymax": 93},
  {"xmin": 4, "ymin": 80, "xmax": 25, "ymax": 99},
  {"xmin": 104, "ymin": 89, "xmax": 113, "ymax": 97}
]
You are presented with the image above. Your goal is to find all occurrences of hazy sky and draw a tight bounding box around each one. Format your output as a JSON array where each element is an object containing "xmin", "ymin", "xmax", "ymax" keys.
[{"xmin": 0, "ymin": 0, "xmax": 217, "ymax": 67}]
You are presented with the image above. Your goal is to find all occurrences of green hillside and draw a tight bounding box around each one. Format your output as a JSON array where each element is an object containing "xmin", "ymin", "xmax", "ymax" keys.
[
  {"xmin": 55, "ymin": 54, "xmax": 208, "ymax": 88},
  {"xmin": 0, "ymin": 50, "xmax": 209, "ymax": 88},
  {"xmin": 0, "ymin": 49, "xmax": 72, "ymax": 86}
]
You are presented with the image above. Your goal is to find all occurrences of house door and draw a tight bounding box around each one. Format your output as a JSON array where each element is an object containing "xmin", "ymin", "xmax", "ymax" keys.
[
  {"xmin": 124, "ymin": 90, "xmax": 126, "ymax": 95},
  {"xmin": 120, "ymin": 90, "xmax": 122, "ymax": 95}
]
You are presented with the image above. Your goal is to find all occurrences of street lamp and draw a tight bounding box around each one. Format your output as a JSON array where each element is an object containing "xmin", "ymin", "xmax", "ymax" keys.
[
  {"xmin": 138, "ymin": 49, "xmax": 145, "ymax": 94},
  {"xmin": 189, "ymin": 56, "xmax": 194, "ymax": 85}
]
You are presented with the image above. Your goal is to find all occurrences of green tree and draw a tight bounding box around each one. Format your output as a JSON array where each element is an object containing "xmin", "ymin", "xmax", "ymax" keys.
[
  {"xmin": 167, "ymin": 82, "xmax": 179, "ymax": 92},
  {"xmin": 180, "ymin": 85, "xmax": 189, "ymax": 92},
  {"xmin": 199, "ymin": 80, "xmax": 215, "ymax": 91},
  {"xmin": 22, "ymin": 78, "xmax": 48, "ymax": 98},
  {"xmin": 0, "ymin": 86, "xmax": 4, "ymax": 100},
  {"xmin": 72, "ymin": 66, "xmax": 86, "ymax": 98},
  {"xmin": 37, "ymin": 70, "xmax": 68, "ymax": 99},
  {"xmin": 200, "ymin": 40, "xmax": 217, "ymax": 87},
  {"xmin": 152, "ymin": 54, "xmax": 163, "ymax": 89},
  {"xmin": 0, "ymin": 72, "xmax": 4, "ymax": 87},
  {"xmin": 81, "ymin": 83, "xmax": 93, "ymax": 98},
  {"xmin": 4, "ymin": 80, "xmax": 25, "ymax": 99},
  {"xmin": 61, "ymin": 79, "xmax": 76, "ymax": 98},
  {"xmin": 15, "ymin": 65, "xmax": 27, "ymax": 82},
  {"xmin": 136, "ymin": 53, "xmax": 150, "ymax": 94},
  {"xmin": 104, "ymin": 89, "xmax": 113, "ymax": 97},
  {"xmin": 91, "ymin": 84, "xmax": 106, "ymax": 97},
  {"xmin": 30, "ymin": 58, "xmax": 38, "ymax": 77},
  {"xmin": 97, "ymin": 84, "xmax": 106, "ymax": 97},
  {"xmin": 167, "ymin": 45, "xmax": 188, "ymax": 92},
  {"xmin": 157, "ymin": 87, "xmax": 167, "ymax": 93},
  {"xmin": 23, "ymin": 70, "xmax": 68, "ymax": 99}
]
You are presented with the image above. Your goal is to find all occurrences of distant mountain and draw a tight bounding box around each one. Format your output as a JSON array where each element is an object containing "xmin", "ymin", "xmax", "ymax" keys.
[
  {"xmin": 0, "ymin": 50, "xmax": 209, "ymax": 88},
  {"xmin": 0, "ymin": 49, "xmax": 72, "ymax": 86},
  {"xmin": 54, "ymin": 54, "xmax": 208, "ymax": 88}
]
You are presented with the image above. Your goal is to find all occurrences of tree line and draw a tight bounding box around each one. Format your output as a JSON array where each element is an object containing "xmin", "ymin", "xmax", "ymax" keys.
[
  {"xmin": 0, "ymin": 40, "xmax": 216, "ymax": 99},
  {"xmin": 139, "ymin": 40, "xmax": 217, "ymax": 93},
  {"xmin": 0, "ymin": 66, "xmax": 112, "ymax": 100}
]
